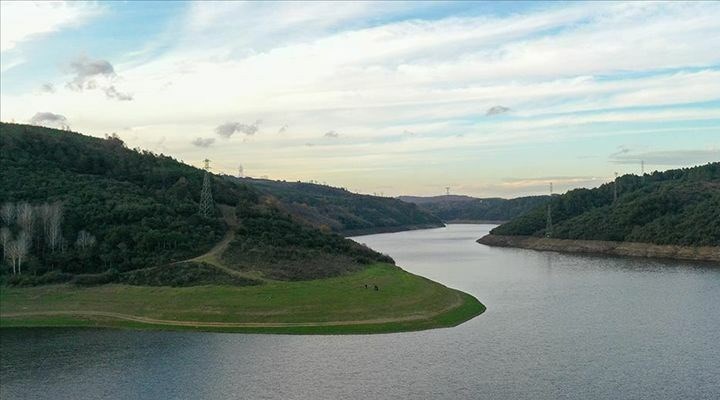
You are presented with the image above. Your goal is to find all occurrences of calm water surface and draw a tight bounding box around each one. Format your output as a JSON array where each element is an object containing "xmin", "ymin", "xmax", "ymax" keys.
[{"xmin": 2, "ymin": 224, "xmax": 719, "ymax": 399}]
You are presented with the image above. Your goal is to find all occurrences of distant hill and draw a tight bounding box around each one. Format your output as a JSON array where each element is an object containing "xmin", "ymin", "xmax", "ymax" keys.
[
  {"xmin": 230, "ymin": 178, "xmax": 443, "ymax": 236},
  {"xmin": 489, "ymin": 163, "xmax": 720, "ymax": 246},
  {"xmin": 0, "ymin": 123, "xmax": 390, "ymax": 285},
  {"xmin": 398, "ymin": 194, "xmax": 550, "ymax": 223},
  {"xmin": 398, "ymin": 195, "xmax": 477, "ymax": 205}
]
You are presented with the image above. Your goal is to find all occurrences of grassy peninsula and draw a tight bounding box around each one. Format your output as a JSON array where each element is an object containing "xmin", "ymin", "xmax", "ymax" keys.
[
  {"xmin": 0, "ymin": 264, "xmax": 484, "ymax": 334},
  {"xmin": 0, "ymin": 123, "xmax": 484, "ymax": 333}
]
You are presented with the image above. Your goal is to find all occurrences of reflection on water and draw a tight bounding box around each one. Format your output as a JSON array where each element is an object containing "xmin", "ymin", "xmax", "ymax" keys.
[{"xmin": 2, "ymin": 224, "xmax": 719, "ymax": 399}]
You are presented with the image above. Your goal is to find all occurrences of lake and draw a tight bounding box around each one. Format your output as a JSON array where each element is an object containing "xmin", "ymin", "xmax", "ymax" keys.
[{"xmin": 2, "ymin": 224, "xmax": 719, "ymax": 399}]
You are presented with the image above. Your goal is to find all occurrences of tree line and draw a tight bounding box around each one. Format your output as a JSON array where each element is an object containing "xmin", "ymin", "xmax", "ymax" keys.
[{"xmin": 491, "ymin": 162, "xmax": 720, "ymax": 246}]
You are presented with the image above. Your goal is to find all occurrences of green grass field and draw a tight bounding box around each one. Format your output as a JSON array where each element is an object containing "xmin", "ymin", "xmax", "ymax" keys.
[{"xmin": 0, "ymin": 264, "xmax": 485, "ymax": 334}]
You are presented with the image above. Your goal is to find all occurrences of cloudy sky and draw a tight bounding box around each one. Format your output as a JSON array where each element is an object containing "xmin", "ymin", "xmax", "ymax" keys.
[{"xmin": 1, "ymin": 1, "xmax": 719, "ymax": 197}]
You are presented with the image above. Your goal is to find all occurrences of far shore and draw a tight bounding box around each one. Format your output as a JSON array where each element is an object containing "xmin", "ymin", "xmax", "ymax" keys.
[
  {"xmin": 445, "ymin": 220, "xmax": 507, "ymax": 225},
  {"xmin": 478, "ymin": 234, "xmax": 720, "ymax": 263},
  {"xmin": 343, "ymin": 223, "xmax": 445, "ymax": 237}
]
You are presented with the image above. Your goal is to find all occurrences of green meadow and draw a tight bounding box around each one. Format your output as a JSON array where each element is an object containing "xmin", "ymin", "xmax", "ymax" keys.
[{"xmin": 1, "ymin": 264, "xmax": 484, "ymax": 334}]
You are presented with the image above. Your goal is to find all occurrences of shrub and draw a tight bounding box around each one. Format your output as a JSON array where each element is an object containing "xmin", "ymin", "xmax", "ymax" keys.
[
  {"xmin": 73, "ymin": 269, "xmax": 119, "ymax": 285},
  {"xmin": 5, "ymin": 271, "xmax": 74, "ymax": 287}
]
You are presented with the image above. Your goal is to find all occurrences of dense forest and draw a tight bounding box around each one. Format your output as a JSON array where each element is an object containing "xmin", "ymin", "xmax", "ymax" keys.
[
  {"xmin": 491, "ymin": 163, "xmax": 720, "ymax": 246},
  {"xmin": 398, "ymin": 195, "xmax": 550, "ymax": 222},
  {"xmin": 231, "ymin": 178, "xmax": 443, "ymax": 235},
  {"xmin": 0, "ymin": 123, "xmax": 391, "ymax": 285}
]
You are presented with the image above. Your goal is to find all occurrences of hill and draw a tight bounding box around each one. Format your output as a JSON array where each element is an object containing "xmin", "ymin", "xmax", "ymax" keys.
[
  {"xmin": 480, "ymin": 163, "xmax": 720, "ymax": 261},
  {"xmin": 0, "ymin": 123, "xmax": 483, "ymax": 333},
  {"xmin": 0, "ymin": 122, "xmax": 390, "ymax": 282},
  {"xmin": 398, "ymin": 194, "xmax": 550, "ymax": 223},
  {"xmin": 232, "ymin": 178, "xmax": 443, "ymax": 235},
  {"xmin": 398, "ymin": 195, "xmax": 478, "ymax": 205}
]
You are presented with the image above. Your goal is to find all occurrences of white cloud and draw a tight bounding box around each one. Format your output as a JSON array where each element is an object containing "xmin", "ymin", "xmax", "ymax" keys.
[
  {"xmin": 29, "ymin": 111, "xmax": 69, "ymax": 128},
  {"xmin": 610, "ymin": 148, "xmax": 720, "ymax": 166},
  {"xmin": 0, "ymin": 1, "xmax": 102, "ymax": 52},
  {"xmin": 191, "ymin": 137, "xmax": 215, "ymax": 148},
  {"xmin": 103, "ymin": 2, "xmax": 718, "ymax": 130},
  {"xmin": 2, "ymin": 1, "xmax": 719, "ymax": 196}
]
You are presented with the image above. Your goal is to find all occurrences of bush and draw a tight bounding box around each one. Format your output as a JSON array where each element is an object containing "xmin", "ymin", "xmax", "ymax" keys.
[
  {"xmin": 5, "ymin": 271, "xmax": 74, "ymax": 287},
  {"xmin": 119, "ymin": 262, "xmax": 260, "ymax": 287},
  {"xmin": 73, "ymin": 269, "xmax": 120, "ymax": 285}
]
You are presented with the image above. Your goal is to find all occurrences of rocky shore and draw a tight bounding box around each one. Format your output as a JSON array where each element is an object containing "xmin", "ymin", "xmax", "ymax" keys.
[{"xmin": 477, "ymin": 234, "xmax": 720, "ymax": 263}]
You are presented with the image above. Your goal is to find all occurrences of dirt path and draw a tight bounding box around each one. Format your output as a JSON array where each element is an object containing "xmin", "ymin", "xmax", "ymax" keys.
[
  {"xmin": 190, "ymin": 205, "xmax": 237, "ymax": 263},
  {"xmin": 0, "ymin": 293, "xmax": 464, "ymax": 328},
  {"xmin": 179, "ymin": 205, "xmax": 263, "ymax": 280}
]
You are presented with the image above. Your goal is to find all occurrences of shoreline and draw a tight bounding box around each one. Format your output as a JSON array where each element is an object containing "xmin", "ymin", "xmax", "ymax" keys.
[
  {"xmin": 0, "ymin": 291, "xmax": 484, "ymax": 335},
  {"xmin": 342, "ymin": 223, "xmax": 445, "ymax": 237},
  {"xmin": 444, "ymin": 219, "xmax": 507, "ymax": 225},
  {"xmin": 0, "ymin": 264, "xmax": 485, "ymax": 335},
  {"xmin": 477, "ymin": 234, "xmax": 720, "ymax": 263}
]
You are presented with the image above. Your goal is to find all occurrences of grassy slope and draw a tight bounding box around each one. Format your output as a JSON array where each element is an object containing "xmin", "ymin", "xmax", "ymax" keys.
[{"xmin": 0, "ymin": 264, "xmax": 485, "ymax": 334}]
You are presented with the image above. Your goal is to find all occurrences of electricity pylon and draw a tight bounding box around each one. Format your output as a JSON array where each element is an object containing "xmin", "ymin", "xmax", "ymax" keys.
[
  {"xmin": 640, "ymin": 159, "xmax": 646, "ymax": 185},
  {"xmin": 613, "ymin": 172, "xmax": 618, "ymax": 203},
  {"xmin": 546, "ymin": 182, "xmax": 553, "ymax": 238},
  {"xmin": 199, "ymin": 159, "xmax": 214, "ymax": 218}
]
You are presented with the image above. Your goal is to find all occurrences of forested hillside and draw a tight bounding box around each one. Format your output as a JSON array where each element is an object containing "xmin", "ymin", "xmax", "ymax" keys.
[
  {"xmin": 399, "ymin": 195, "xmax": 550, "ymax": 222},
  {"xmin": 231, "ymin": 178, "xmax": 443, "ymax": 235},
  {"xmin": 491, "ymin": 163, "xmax": 720, "ymax": 246},
  {"xmin": 0, "ymin": 123, "xmax": 390, "ymax": 285}
]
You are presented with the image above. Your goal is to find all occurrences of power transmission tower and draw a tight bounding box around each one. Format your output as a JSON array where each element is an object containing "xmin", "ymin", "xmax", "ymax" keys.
[
  {"xmin": 640, "ymin": 160, "xmax": 645, "ymax": 184},
  {"xmin": 613, "ymin": 172, "xmax": 618, "ymax": 203},
  {"xmin": 238, "ymin": 164, "xmax": 244, "ymax": 178},
  {"xmin": 199, "ymin": 159, "xmax": 214, "ymax": 218},
  {"xmin": 445, "ymin": 186, "xmax": 450, "ymax": 196},
  {"xmin": 546, "ymin": 182, "xmax": 553, "ymax": 238}
]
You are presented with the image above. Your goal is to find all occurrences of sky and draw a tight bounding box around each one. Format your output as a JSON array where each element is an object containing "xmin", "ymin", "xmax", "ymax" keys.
[{"xmin": 1, "ymin": 1, "xmax": 719, "ymax": 198}]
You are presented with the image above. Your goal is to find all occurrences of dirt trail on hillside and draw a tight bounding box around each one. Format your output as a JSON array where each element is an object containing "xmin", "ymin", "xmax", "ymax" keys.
[
  {"xmin": 180, "ymin": 205, "xmax": 261, "ymax": 280},
  {"xmin": 190, "ymin": 205, "xmax": 237, "ymax": 263}
]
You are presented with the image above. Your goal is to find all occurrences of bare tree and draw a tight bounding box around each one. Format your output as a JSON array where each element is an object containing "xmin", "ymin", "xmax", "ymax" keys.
[
  {"xmin": 5, "ymin": 239, "xmax": 18, "ymax": 274},
  {"xmin": 0, "ymin": 226, "xmax": 10, "ymax": 259},
  {"xmin": 39, "ymin": 202, "xmax": 52, "ymax": 247},
  {"xmin": 16, "ymin": 231, "xmax": 30, "ymax": 274},
  {"xmin": 1, "ymin": 202, "xmax": 14, "ymax": 226},
  {"xmin": 44, "ymin": 202, "xmax": 63, "ymax": 251},
  {"xmin": 76, "ymin": 230, "xmax": 96, "ymax": 251},
  {"xmin": 59, "ymin": 236, "xmax": 68, "ymax": 253},
  {"xmin": 16, "ymin": 203, "xmax": 34, "ymax": 243}
]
